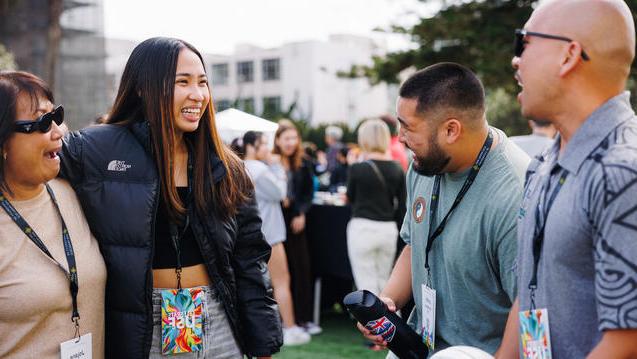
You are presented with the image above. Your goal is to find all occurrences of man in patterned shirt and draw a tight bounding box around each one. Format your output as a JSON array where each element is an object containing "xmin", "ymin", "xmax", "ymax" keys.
[{"xmin": 497, "ymin": 0, "xmax": 637, "ymax": 358}]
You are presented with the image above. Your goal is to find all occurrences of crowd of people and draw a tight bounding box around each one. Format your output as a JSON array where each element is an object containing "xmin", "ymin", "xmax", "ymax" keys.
[{"xmin": 0, "ymin": 0, "xmax": 636, "ymax": 358}]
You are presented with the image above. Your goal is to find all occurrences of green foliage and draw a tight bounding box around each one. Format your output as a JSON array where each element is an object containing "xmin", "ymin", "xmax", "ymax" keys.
[
  {"xmin": 486, "ymin": 87, "xmax": 528, "ymax": 135},
  {"xmin": 362, "ymin": 1, "xmax": 535, "ymax": 89},
  {"xmin": 275, "ymin": 312, "xmax": 386, "ymax": 359},
  {"xmin": 0, "ymin": 43, "xmax": 16, "ymax": 71},
  {"xmin": 353, "ymin": 0, "xmax": 637, "ymax": 136}
]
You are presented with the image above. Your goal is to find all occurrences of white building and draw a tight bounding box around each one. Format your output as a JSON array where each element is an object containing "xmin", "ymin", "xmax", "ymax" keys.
[
  {"xmin": 58, "ymin": 0, "xmax": 109, "ymax": 129},
  {"xmin": 204, "ymin": 34, "xmax": 393, "ymax": 127},
  {"xmin": 105, "ymin": 38, "xmax": 139, "ymax": 105},
  {"xmin": 104, "ymin": 34, "xmax": 393, "ymax": 128}
]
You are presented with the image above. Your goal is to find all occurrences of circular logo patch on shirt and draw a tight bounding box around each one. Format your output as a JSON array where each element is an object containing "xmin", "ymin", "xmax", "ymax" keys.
[{"xmin": 413, "ymin": 196, "xmax": 426, "ymax": 223}]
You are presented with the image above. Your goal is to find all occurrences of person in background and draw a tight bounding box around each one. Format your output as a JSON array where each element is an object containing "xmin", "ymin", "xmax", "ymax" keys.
[
  {"xmin": 60, "ymin": 37, "xmax": 282, "ymax": 358},
  {"xmin": 0, "ymin": 71, "xmax": 106, "ymax": 358},
  {"xmin": 329, "ymin": 146, "xmax": 350, "ymax": 190},
  {"xmin": 498, "ymin": 1, "xmax": 637, "ymax": 358},
  {"xmin": 302, "ymin": 142, "xmax": 326, "ymax": 192},
  {"xmin": 346, "ymin": 119, "xmax": 405, "ymax": 296},
  {"xmin": 238, "ymin": 131, "xmax": 311, "ymax": 346},
  {"xmin": 346, "ymin": 145, "xmax": 362, "ymax": 165},
  {"xmin": 274, "ymin": 120, "xmax": 321, "ymax": 335},
  {"xmin": 303, "ymin": 142, "xmax": 327, "ymax": 176},
  {"xmin": 509, "ymin": 119, "xmax": 557, "ymax": 157},
  {"xmin": 325, "ymin": 125, "xmax": 345, "ymax": 173},
  {"xmin": 380, "ymin": 114, "xmax": 409, "ymax": 171}
]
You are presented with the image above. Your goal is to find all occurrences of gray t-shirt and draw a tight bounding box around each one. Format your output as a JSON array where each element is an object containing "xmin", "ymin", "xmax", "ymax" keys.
[
  {"xmin": 517, "ymin": 92, "xmax": 637, "ymax": 358},
  {"xmin": 245, "ymin": 160, "xmax": 287, "ymax": 246},
  {"xmin": 401, "ymin": 128, "xmax": 529, "ymax": 354}
]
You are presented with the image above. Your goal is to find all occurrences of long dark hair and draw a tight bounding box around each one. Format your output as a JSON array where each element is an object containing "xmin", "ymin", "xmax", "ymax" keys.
[
  {"xmin": 107, "ymin": 37, "xmax": 250, "ymax": 221},
  {"xmin": 0, "ymin": 71, "xmax": 54, "ymax": 195},
  {"xmin": 231, "ymin": 131, "xmax": 263, "ymax": 159}
]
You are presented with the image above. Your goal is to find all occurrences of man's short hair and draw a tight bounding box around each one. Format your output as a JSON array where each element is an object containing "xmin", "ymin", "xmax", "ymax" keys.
[
  {"xmin": 325, "ymin": 125, "xmax": 343, "ymax": 141},
  {"xmin": 399, "ymin": 62, "xmax": 485, "ymax": 119}
]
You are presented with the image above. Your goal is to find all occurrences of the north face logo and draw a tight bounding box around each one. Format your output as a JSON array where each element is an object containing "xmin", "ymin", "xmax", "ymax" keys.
[{"xmin": 107, "ymin": 160, "xmax": 132, "ymax": 172}]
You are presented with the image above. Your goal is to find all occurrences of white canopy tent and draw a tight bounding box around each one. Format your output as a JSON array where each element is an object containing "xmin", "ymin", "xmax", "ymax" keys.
[{"xmin": 214, "ymin": 108, "xmax": 279, "ymax": 147}]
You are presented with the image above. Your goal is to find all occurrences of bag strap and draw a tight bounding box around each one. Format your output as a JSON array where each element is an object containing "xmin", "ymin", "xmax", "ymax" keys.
[{"xmin": 365, "ymin": 160, "xmax": 396, "ymax": 209}]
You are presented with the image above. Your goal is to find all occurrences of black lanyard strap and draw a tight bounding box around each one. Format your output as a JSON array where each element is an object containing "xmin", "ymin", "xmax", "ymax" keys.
[
  {"xmin": 528, "ymin": 168, "xmax": 568, "ymax": 309},
  {"xmin": 168, "ymin": 153, "xmax": 193, "ymax": 289},
  {"xmin": 424, "ymin": 129, "xmax": 494, "ymax": 270},
  {"xmin": 0, "ymin": 184, "xmax": 80, "ymax": 327}
]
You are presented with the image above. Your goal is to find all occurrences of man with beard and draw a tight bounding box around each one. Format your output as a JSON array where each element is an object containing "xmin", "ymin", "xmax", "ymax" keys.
[
  {"xmin": 357, "ymin": 62, "xmax": 530, "ymax": 356},
  {"xmin": 496, "ymin": 1, "xmax": 637, "ymax": 358}
]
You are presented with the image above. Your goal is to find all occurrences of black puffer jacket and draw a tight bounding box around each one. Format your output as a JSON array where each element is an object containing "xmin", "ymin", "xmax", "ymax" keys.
[{"xmin": 59, "ymin": 121, "xmax": 282, "ymax": 358}]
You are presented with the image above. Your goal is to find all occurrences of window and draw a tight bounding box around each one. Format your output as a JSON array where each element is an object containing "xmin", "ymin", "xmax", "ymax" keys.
[
  {"xmin": 211, "ymin": 64, "xmax": 229, "ymax": 85},
  {"xmin": 236, "ymin": 61, "xmax": 254, "ymax": 83},
  {"xmin": 262, "ymin": 96, "xmax": 282, "ymax": 117},
  {"xmin": 238, "ymin": 98, "xmax": 255, "ymax": 114},
  {"xmin": 215, "ymin": 99, "xmax": 231, "ymax": 111},
  {"xmin": 262, "ymin": 58, "xmax": 280, "ymax": 81}
]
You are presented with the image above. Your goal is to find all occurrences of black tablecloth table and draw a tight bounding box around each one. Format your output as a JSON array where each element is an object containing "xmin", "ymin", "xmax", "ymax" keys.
[{"xmin": 305, "ymin": 204, "xmax": 354, "ymax": 321}]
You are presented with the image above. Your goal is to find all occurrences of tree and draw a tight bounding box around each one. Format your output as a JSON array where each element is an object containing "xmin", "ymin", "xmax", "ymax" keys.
[
  {"xmin": 44, "ymin": 0, "xmax": 63, "ymax": 89},
  {"xmin": 351, "ymin": 0, "xmax": 637, "ymax": 136},
  {"xmin": 0, "ymin": 0, "xmax": 63, "ymax": 87}
]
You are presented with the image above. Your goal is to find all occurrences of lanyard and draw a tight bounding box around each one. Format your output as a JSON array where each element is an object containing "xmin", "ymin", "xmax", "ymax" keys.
[
  {"xmin": 168, "ymin": 153, "xmax": 193, "ymax": 289},
  {"xmin": 528, "ymin": 167, "xmax": 568, "ymax": 309},
  {"xmin": 424, "ymin": 130, "xmax": 494, "ymax": 271},
  {"xmin": 0, "ymin": 184, "xmax": 81, "ymax": 336}
]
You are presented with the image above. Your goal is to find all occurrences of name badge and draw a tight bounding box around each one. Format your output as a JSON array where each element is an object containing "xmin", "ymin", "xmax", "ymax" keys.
[
  {"xmin": 421, "ymin": 284, "xmax": 436, "ymax": 350},
  {"xmin": 160, "ymin": 287, "xmax": 204, "ymax": 355},
  {"xmin": 519, "ymin": 308, "xmax": 553, "ymax": 359},
  {"xmin": 60, "ymin": 333, "xmax": 92, "ymax": 359}
]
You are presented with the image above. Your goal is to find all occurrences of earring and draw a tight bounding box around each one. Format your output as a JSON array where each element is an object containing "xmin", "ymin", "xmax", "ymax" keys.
[{"xmin": 2, "ymin": 153, "xmax": 6, "ymax": 160}]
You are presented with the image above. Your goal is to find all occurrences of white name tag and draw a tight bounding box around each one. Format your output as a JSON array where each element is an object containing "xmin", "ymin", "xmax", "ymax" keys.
[
  {"xmin": 421, "ymin": 284, "xmax": 436, "ymax": 350},
  {"xmin": 60, "ymin": 333, "xmax": 92, "ymax": 359}
]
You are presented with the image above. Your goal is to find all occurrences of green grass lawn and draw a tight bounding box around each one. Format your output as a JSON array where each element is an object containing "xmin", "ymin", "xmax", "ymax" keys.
[{"xmin": 274, "ymin": 311, "xmax": 389, "ymax": 359}]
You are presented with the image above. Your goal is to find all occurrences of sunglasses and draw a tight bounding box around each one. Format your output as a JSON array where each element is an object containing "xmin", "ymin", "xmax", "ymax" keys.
[
  {"xmin": 14, "ymin": 105, "xmax": 65, "ymax": 134},
  {"xmin": 514, "ymin": 29, "xmax": 590, "ymax": 61}
]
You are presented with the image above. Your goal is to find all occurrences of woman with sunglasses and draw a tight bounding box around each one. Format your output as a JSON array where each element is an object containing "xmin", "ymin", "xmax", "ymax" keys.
[
  {"xmin": 0, "ymin": 71, "xmax": 106, "ymax": 358},
  {"xmin": 59, "ymin": 38, "xmax": 282, "ymax": 358}
]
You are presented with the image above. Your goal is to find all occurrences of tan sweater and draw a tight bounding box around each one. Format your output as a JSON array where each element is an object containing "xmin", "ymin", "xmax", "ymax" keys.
[{"xmin": 0, "ymin": 179, "xmax": 106, "ymax": 358}]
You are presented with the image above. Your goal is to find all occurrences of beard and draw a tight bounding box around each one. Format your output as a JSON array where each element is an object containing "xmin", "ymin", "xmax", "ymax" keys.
[{"xmin": 411, "ymin": 137, "xmax": 451, "ymax": 177}]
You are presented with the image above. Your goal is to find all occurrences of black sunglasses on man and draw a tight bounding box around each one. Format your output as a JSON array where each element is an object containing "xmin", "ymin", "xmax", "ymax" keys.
[
  {"xmin": 514, "ymin": 29, "xmax": 590, "ymax": 61},
  {"xmin": 14, "ymin": 105, "xmax": 65, "ymax": 134}
]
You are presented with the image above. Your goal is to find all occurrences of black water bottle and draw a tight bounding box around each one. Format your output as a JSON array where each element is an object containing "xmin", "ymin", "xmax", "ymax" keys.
[{"xmin": 344, "ymin": 290, "xmax": 428, "ymax": 359}]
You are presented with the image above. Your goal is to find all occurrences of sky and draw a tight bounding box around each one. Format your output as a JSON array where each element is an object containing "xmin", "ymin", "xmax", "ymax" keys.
[{"xmin": 103, "ymin": 0, "xmax": 440, "ymax": 55}]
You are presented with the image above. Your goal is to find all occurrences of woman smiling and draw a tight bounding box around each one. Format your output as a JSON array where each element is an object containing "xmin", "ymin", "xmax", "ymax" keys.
[
  {"xmin": 0, "ymin": 71, "xmax": 106, "ymax": 358},
  {"xmin": 60, "ymin": 38, "xmax": 282, "ymax": 358}
]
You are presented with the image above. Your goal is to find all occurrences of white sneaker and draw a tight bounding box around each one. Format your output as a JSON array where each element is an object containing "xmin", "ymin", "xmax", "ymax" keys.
[
  {"xmin": 283, "ymin": 326, "xmax": 311, "ymax": 346},
  {"xmin": 303, "ymin": 322, "xmax": 323, "ymax": 335}
]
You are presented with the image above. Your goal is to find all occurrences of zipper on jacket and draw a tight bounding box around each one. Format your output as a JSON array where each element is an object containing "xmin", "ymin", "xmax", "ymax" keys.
[{"xmin": 144, "ymin": 181, "xmax": 160, "ymax": 356}]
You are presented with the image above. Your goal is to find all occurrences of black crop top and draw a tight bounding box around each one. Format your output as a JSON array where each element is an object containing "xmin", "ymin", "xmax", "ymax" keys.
[{"xmin": 152, "ymin": 187, "xmax": 205, "ymax": 269}]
